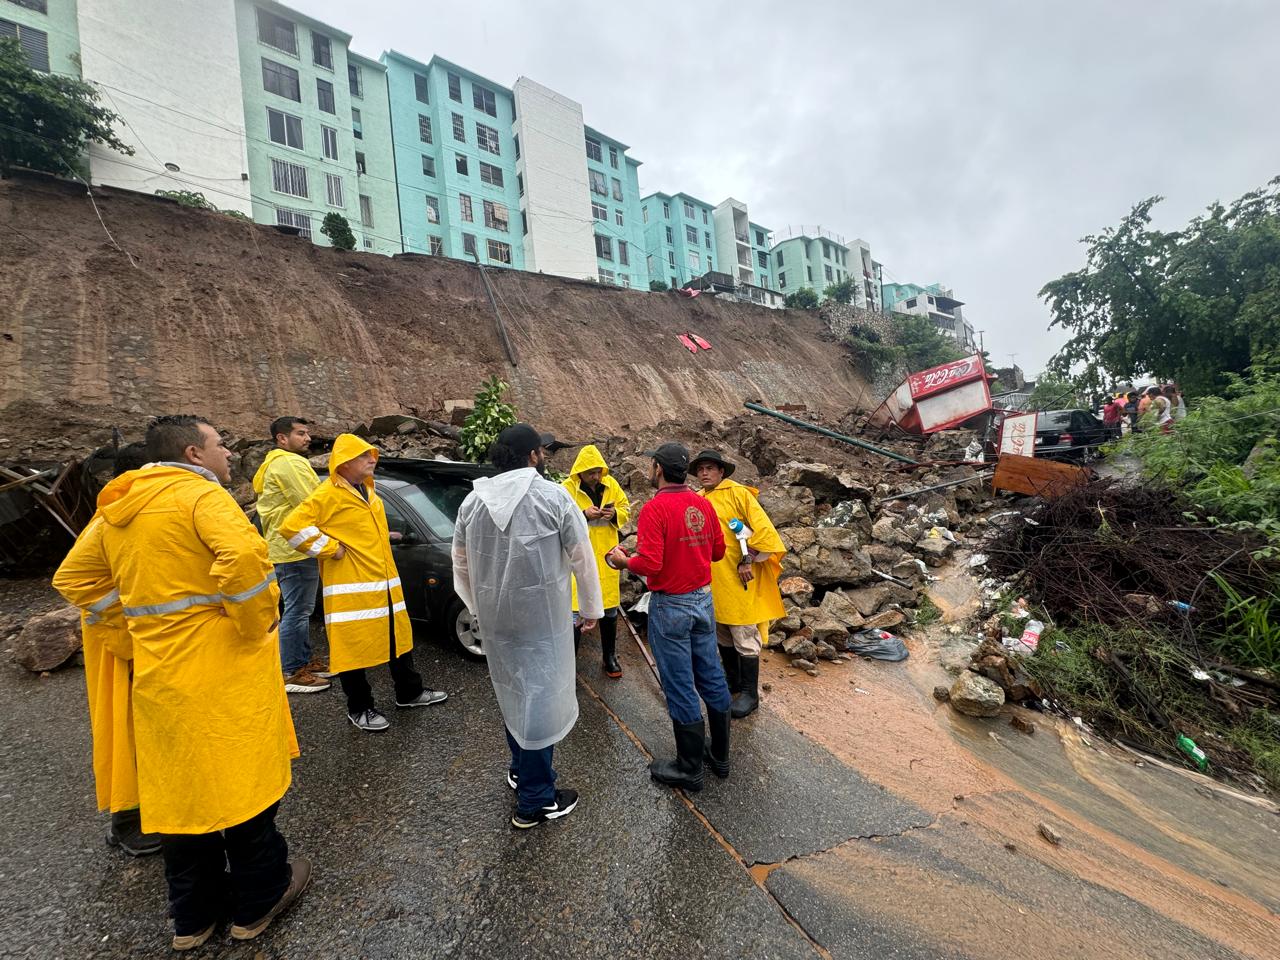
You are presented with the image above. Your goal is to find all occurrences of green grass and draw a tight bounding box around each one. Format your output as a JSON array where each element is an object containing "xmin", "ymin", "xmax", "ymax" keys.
[{"xmin": 913, "ymin": 595, "xmax": 942, "ymax": 627}]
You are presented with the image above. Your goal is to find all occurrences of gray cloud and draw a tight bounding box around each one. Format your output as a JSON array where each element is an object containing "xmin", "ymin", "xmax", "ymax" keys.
[{"xmin": 300, "ymin": 0, "xmax": 1280, "ymax": 376}]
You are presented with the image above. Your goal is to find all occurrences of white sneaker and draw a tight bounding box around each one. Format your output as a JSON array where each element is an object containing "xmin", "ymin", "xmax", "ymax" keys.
[
  {"xmin": 396, "ymin": 690, "xmax": 448, "ymax": 708},
  {"xmin": 348, "ymin": 708, "xmax": 389, "ymax": 732}
]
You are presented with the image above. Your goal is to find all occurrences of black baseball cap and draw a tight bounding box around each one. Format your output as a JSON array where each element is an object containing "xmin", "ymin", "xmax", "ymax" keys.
[
  {"xmin": 539, "ymin": 432, "xmax": 572, "ymax": 453},
  {"xmin": 496, "ymin": 423, "xmax": 543, "ymax": 459},
  {"xmin": 644, "ymin": 442, "xmax": 689, "ymax": 473}
]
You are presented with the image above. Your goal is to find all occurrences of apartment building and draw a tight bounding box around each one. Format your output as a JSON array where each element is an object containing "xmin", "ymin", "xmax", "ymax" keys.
[
  {"xmin": 847, "ymin": 238, "xmax": 883, "ymax": 312},
  {"xmin": 883, "ymin": 282, "xmax": 978, "ymax": 351},
  {"xmin": 768, "ymin": 227, "xmax": 855, "ymax": 297},
  {"xmin": 640, "ymin": 192, "xmax": 718, "ymax": 289}
]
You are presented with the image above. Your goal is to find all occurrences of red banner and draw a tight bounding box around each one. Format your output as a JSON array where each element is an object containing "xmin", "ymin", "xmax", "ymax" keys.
[{"xmin": 907, "ymin": 354, "xmax": 984, "ymax": 400}]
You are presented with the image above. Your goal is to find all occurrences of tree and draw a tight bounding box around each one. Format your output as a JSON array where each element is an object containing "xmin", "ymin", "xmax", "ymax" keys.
[
  {"xmin": 458, "ymin": 377, "xmax": 517, "ymax": 463},
  {"xmin": 649, "ymin": 279, "xmax": 669, "ymax": 292},
  {"xmin": 822, "ymin": 276, "xmax": 856, "ymax": 305},
  {"xmin": 320, "ymin": 212, "xmax": 356, "ymax": 251},
  {"xmin": 893, "ymin": 313, "xmax": 965, "ymax": 371},
  {"xmin": 784, "ymin": 287, "xmax": 819, "ymax": 310},
  {"xmin": 1041, "ymin": 178, "xmax": 1280, "ymax": 397},
  {"xmin": 0, "ymin": 38, "xmax": 133, "ymax": 176}
]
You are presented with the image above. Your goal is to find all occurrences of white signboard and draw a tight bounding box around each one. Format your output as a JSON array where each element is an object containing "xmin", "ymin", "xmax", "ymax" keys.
[{"xmin": 999, "ymin": 412, "xmax": 1037, "ymax": 457}]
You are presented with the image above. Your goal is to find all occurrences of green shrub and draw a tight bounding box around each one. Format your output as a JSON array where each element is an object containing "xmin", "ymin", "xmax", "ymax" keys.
[
  {"xmin": 320, "ymin": 212, "xmax": 357, "ymax": 251},
  {"xmin": 459, "ymin": 377, "xmax": 517, "ymax": 463}
]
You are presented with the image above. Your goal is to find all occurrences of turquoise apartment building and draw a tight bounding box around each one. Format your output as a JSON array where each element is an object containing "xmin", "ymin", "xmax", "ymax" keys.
[
  {"xmin": 0, "ymin": 0, "xmax": 79, "ymax": 77},
  {"xmin": 641, "ymin": 192, "xmax": 719, "ymax": 289},
  {"xmin": 584, "ymin": 127, "xmax": 649, "ymax": 288},
  {"xmin": 769, "ymin": 229, "xmax": 855, "ymax": 298}
]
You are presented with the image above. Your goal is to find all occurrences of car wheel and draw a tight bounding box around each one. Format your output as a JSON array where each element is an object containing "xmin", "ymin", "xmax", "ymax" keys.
[{"xmin": 446, "ymin": 596, "xmax": 484, "ymax": 660}]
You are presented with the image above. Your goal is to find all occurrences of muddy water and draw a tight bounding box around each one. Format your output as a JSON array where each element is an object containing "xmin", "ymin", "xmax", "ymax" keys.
[{"xmin": 760, "ymin": 559, "xmax": 1279, "ymax": 959}]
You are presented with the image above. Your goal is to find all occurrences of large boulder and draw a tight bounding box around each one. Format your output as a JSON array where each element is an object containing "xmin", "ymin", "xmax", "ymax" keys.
[
  {"xmin": 758, "ymin": 485, "xmax": 816, "ymax": 528},
  {"xmin": 949, "ymin": 672, "xmax": 1006, "ymax": 717},
  {"xmin": 914, "ymin": 536, "xmax": 957, "ymax": 567},
  {"xmin": 843, "ymin": 582, "xmax": 916, "ymax": 617},
  {"xmin": 781, "ymin": 633, "xmax": 818, "ymax": 661},
  {"xmin": 817, "ymin": 590, "xmax": 866, "ymax": 629},
  {"xmin": 795, "ymin": 532, "xmax": 874, "ymax": 586},
  {"xmin": 863, "ymin": 608, "xmax": 906, "ymax": 630},
  {"xmin": 778, "ymin": 576, "xmax": 815, "ymax": 608},
  {"xmin": 817, "ymin": 500, "xmax": 872, "ymax": 538},
  {"xmin": 939, "ymin": 637, "xmax": 979, "ymax": 675},
  {"xmin": 774, "ymin": 461, "xmax": 873, "ymax": 504},
  {"xmin": 803, "ymin": 610, "xmax": 851, "ymax": 644},
  {"xmin": 12, "ymin": 605, "xmax": 82, "ymax": 672},
  {"xmin": 871, "ymin": 515, "xmax": 916, "ymax": 548}
]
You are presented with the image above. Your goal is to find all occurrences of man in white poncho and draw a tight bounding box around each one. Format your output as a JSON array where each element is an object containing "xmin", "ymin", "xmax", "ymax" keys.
[{"xmin": 453, "ymin": 424, "xmax": 605, "ymax": 830}]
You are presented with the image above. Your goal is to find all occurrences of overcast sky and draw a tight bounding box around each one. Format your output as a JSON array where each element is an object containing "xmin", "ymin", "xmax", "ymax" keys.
[{"xmin": 298, "ymin": 0, "xmax": 1279, "ymax": 375}]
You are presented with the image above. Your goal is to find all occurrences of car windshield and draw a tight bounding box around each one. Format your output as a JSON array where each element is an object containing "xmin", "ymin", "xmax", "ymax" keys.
[
  {"xmin": 396, "ymin": 477, "xmax": 475, "ymax": 540},
  {"xmin": 1041, "ymin": 411, "xmax": 1074, "ymax": 427}
]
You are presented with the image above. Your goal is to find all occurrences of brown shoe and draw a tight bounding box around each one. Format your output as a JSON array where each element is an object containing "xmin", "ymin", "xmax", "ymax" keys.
[
  {"xmin": 229, "ymin": 858, "xmax": 312, "ymax": 941},
  {"xmin": 283, "ymin": 670, "xmax": 331, "ymax": 694},
  {"xmin": 305, "ymin": 657, "xmax": 335, "ymax": 679},
  {"xmin": 172, "ymin": 923, "xmax": 215, "ymax": 951}
]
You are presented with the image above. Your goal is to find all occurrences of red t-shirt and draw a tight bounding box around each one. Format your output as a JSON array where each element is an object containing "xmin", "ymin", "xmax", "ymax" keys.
[
  {"xmin": 628, "ymin": 486, "xmax": 726, "ymax": 594},
  {"xmin": 1102, "ymin": 400, "xmax": 1124, "ymax": 425}
]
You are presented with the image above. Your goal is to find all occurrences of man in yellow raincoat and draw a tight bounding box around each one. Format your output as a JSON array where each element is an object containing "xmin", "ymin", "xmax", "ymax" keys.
[
  {"xmin": 54, "ymin": 416, "xmax": 308, "ymax": 951},
  {"xmin": 51, "ymin": 442, "xmax": 160, "ymax": 857},
  {"xmin": 253, "ymin": 415, "xmax": 329, "ymax": 694},
  {"xmin": 692, "ymin": 450, "xmax": 787, "ymax": 719},
  {"xmin": 279, "ymin": 434, "xmax": 446, "ymax": 732},
  {"xmin": 561, "ymin": 444, "xmax": 630, "ymax": 677}
]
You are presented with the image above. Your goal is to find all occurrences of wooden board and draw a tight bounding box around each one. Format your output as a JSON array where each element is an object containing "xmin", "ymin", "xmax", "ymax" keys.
[{"xmin": 991, "ymin": 453, "xmax": 1089, "ymax": 498}]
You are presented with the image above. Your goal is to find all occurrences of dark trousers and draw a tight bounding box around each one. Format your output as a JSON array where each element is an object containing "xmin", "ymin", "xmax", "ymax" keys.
[
  {"xmin": 161, "ymin": 802, "xmax": 289, "ymax": 936},
  {"xmin": 505, "ymin": 727, "xmax": 556, "ymax": 813},
  {"xmin": 647, "ymin": 587, "xmax": 732, "ymax": 724},
  {"xmin": 339, "ymin": 605, "xmax": 423, "ymax": 714}
]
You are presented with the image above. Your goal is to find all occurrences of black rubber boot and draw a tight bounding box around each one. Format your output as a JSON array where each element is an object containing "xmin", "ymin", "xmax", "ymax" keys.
[
  {"xmin": 704, "ymin": 707, "xmax": 731, "ymax": 779},
  {"xmin": 649, "ymin": 719, "xmax": 705, "ymax": 792},
  {"xmin": 573, "ymin": 624, "xmax": 581, "ymax": 655},
  {"xmin": 718, "ymin": 644, "xmax": 742, "ymax": 695},
  {"xmin": 731, "ymin": 656, "xmax": 760, "ymax": 719},
  {"xmin": 600, "ymin": 616, "xmax": 621, "ymax": 678},
  {"xmin": 107, "ymin": 808, "xmax": 162, "ymax": 857}
]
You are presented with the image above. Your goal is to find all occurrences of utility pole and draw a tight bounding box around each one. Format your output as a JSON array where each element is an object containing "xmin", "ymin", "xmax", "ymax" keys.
[{"xmin": 978, "ymin": 329, "xmax": 985, "ymax": 355}]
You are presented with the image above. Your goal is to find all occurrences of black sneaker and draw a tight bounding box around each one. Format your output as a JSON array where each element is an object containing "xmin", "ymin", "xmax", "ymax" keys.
[
  {"xmin": 511, "ymin": 788, "xmax": 578, "ymax": 829},
  {"xmin": 506, "ymin": 770, "xmax": 519, "ymax": 790}
]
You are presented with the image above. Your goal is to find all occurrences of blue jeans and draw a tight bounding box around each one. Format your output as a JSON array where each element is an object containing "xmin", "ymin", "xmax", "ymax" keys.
[
  {"xmin": 506, "ymin": 728, "xmax": 556, "ymax": 813},
  {"xmin": 275, "ymin": 559, "xmax": 319, "ymax": 675},
  {"xmin": 647, "ymin": 587, "xmax": 732, "ymax": 724}
]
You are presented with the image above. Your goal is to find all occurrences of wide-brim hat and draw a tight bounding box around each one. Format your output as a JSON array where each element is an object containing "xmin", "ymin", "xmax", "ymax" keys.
[{"xmin": 689, "ymin": 449, "xmax": 736, "ymax": 478}]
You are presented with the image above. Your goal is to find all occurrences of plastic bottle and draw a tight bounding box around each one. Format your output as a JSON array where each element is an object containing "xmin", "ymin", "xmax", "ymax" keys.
[
  {"xmin": 1176, "ymin": 734, "xmax": 1209, "ymax": 771},
  {"xmin": 1018, "ymin": 620, "xmax": 1043, "ymax": 652}
]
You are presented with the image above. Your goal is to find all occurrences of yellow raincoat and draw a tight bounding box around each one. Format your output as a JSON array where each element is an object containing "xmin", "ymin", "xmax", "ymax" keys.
[
  {"xmin": 52, "ymin": 515, "xmax": 139, "ymax": 814},
  {"xmin": 54, "ymin": 463, "xmax": 296, "ymax": 835},
  {"xmin": 253, "ymin": 448, "xmax": 321, "ymax": 565},
  {"xmin": 278, "ymin": 435, "xmax": 412, "ymax": 673},
  {"xmin": 700, "ymin": 479, "xmax": 787, "ymax": 643},
  {"xmin": 562, "ymin": 445, "xmax": 630, "ymax": 611}
]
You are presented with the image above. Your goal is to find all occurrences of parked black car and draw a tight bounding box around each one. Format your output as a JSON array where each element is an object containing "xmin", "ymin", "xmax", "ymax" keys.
[
  {"xmin": 1034, "ymin": 409, "xmax": 1108, "ymax": 462},
  {"xmin": 318, "ymin": 457, "xmax": 493, "ymax": 659}
]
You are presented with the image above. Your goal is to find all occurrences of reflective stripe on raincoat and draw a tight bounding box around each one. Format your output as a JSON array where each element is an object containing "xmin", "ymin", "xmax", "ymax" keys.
[
  {"xmin": 253, "ymin": 448, "xmax": 321, "ymax": 565},
  {"xmin": 52, "ymin": 515, "xmax": 139, "ymax": 813},
  {"xmin": 277, "ymin": 434, "xmax": 411, "ymax": 673},
  {"xmin": 57, "ymin": 463, "xmax": 296, "ymax": 835},
  {"xmin": 453, "ymin": 468, "xmax": 604, "ymax": 750},
  {"xmin": 700, "ymin": 479, "xmax": 787, "ymax": 643},
  {"xmin": 561, "ymin": 445, "xmax": 630, "ymax": 611}
]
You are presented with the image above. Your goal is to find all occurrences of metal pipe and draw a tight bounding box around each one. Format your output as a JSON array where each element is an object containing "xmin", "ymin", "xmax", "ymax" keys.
[
  {"xmin": 743, "ymin": 402, "xmax": 919, "ymax": 465},
  {"xmin": 874, "ymin": 470, "xmax": 993, "ymax": 504}
]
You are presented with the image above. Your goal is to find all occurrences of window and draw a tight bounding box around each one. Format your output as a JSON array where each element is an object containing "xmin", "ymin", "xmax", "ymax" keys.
[
  {"xmin": 487, "ymin": 239, "xmax": 512, "ymax": 264},
  {"xmin": 776, "ymin": 250, "xmax": 784, "ymax": 267},
  {"xmin": 351, "ymin": 107, "xmax": 362, "ymax": 139},
  {"xmin": 825, "ymin": 265, "xmax": 833, "ymax": 282},
  {"xmin": 513, "ymin": 134, "xmax": 520, "ymax": 159},
  {"xmin": 642, "ymin": 206, "xmax": 649, "ymax": 224},
  {"xmin": 595, "ymin": 234, "xmax": 612, "ymax": 261},
  {"xmin": 904, "ymin": 297, "xmax": 917, "ymax": 308},
  {"xmin": 320, "ymin": 124, "xmax": 338, "ymax": 160},
  {"xmin": 688, "ymin": 251, "xmax": 700, "ymax": 270},
  {"xmin": 359, "ymin": 194, "xmax": 373, "ymax": 227},
  {"xmin": 479, "ymin": 161, "xmax": 503, "ymax": 187},
  {"xmin": 262, "ymin": 58, "xmax": 301, "ymax": 101},
  {"xmin": 421, "ymin": 155, "xmax": 436, "ymax": 177},
  {"xmin": 521, "ymin": 210, "xmax": 528, "ymax": 235},
  {"xmin": 362, "ymin": 238, "xmax": 372, "ymax": 249},
  {"xmin": 589, "ymin": 170, "xmax": 607, "ymax": 196},
  {"xmin": 451, "ymin": 113, "xmax": 465, "ymax": 142},
  {"xmin": 517, "ymin": 173, "xmax": 523, "ymax": 196},
  {"xmin": 615, "ymin": 209, "xmax": 624, "ymax": 226},
  {"xmin": 756, "ymin": 230, "xmax": 765, "ymax": 246},
  {"xmin": 256, "ymin": 8, "xmax": 297, "ymax": 55},
  {"xmin": 271, "ymin": 158, "xmax": 308, "ymax": 198},
  {"xmin": 348, "ymin": 63, "xmax": 362, "ymax": 98},
  {"xmin": 483, "ymin": 199, "xmax": 509, "ymax": 232},
  {"xmin": 459, "ymin": 194, "xmax": 473, "ymax": 222},
  {"xmin": 806, "ymin": 266, "xmax": 813, "ymax": 282},
  {"xmin": 757, "ymin": 251, "xmax": 768, "ymax": 269},
  {"xmin": 585, "ymin": 137, "xmax": 603, "ymax": 163},
  {"xmin": 619, "ymin": 240, "xmax": 629, "ymax": 266},
  {"xmin": 355, "ymin": 151, "xmax": 367, "ymax": 175},
  {"xmin": 662, "ymin": 201, "xmax": 670, "ymax": 219},
  {"xmin": 7, "ymin": 0, "xmax": 48, "ymax": 11},
  {"xmin": 425, "ymin": 195, "xmax": 440, "ymax": 224},
  {"xmin": 275, "ymin": 206, "xmax": 311, "ymax": 239},
  {"xmin": 598, "ymin": 269, "xmax": 614, "ymax": 284},
  {"xmin": 472, "ymin": 84, "xmax": 497, "ymax": 117},
  {"xmin": 414, "ymin": 73, "xmax": 430, "ymax": 104},
  {"xmin": 325, "ymin": 172, "xmax": 344, "ymax": 207},
  {"xmin": 620, "ymin": 274, "xmax": 631, "ymax": 288},
  {"xmin": 312, "ymin": 32, "xmax": 332, "ymax": 69},
  {"xmin": 316, "ymin": 78, "xmax": 335, "ymax": 114},
  {"xmin": 667, "ymin": 251, "xmax": 675, "ymax": 267},
  {"xmin": 591, "ymin": 201, "xmax": 607, "ymax": 221},
  {"xmin": 778, "ymin": 272, "xmax": 786, "ymax": 289},
  {"xmin": 611, "ymin": 178, "xmax": 623, "ymax": 201},
  {"xmin": 266, "ymin": 108, "xmax": 303, "ymax": 149},
  {"xmin": 760, "ymin": 275, "xmax": 769, "ymax": 289},
  {"xmin": 476, "ymin": 122, "xmax": 500, "ymax": 155},
  {"xmin": 462, "ymin": 233, "xmax": 477, "ymax": 257},
  {"xmin": 0, "ymin": 19, "xmax": 48, "ymax": 71},
  {"xmin": 685, "ymin": 225, "xmax": 698, "ymax": 244},
  {"xmin": 705, "ymin": 231, "xmax": 711, "ymax": 249},
  {"xmin": 665, "ymin": 226, "xmax": 673, "ymax": 244},
  {"xmin": 608, "ymin": 145, "xmax": 618, "ymax": 169},
  {"xmin": 418, "ymin": 114, "xmax": 432, "ymax": 143},
  {"xmin": 455, "ymin": 154, "xmax": 468, "ymax": 175},
  {"xmin": 822, "ymin": 241, "xmax": 830, "ymax": 259},
  {"xmin": 429, "ymin": 236, "xmax": 444, "ymax": 256},
  {"xmin": 670, "ymin": 276, "xmax": 678, "ymax": 288},
  {"xmin": 682, "ymin": 199, "xmax": 695, "ymax": 219},
  {"xmin": 702, "ymin": 209, "xmax": 708, "ymax": 225},
  {"xmin": 447, "ymin": 72, "xmax": 462, "ymax": 102}
]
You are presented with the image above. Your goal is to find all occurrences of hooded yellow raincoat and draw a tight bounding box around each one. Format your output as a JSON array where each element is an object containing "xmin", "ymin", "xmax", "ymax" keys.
[
  {"xmin": 52, "ymin": 515, "xmax": 139, "ymax": 814},
  {"xmin": 700, "ymin": 479, "xmax": 787, "ymax": 643},
  {"xmin": 277, "ymin": 435, "xmax": 412, "ymax": 673},
  {"xmin": 54, "ymin": 463, "xmax": 296, "ymax": 835},
  {"xmin": 253, "ymin": 448, "xmax": 321, "ymax": 565},
  {"xmin": 561, "ymin": 445, "xmax": 630, "ymax": 611}
]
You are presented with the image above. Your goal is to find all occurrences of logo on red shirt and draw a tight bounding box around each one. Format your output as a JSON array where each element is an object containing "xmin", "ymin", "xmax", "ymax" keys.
[{"xmin": 684, "ymin": 505, "xmax": 706, "ymax": 534}]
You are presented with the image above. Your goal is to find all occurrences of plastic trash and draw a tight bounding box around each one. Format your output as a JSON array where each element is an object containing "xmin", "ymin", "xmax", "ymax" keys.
[
  {"xmin": 846, "ymin": 628, "xmax": 909, "ymax": 662},
  {"xmin": 968, "ymin": 553, "xmax": 989, "ymax": 568},
  {"xmin": 1003, "ymin": 619, "xmax": 1042, "ymax": 654},
  {"xmin": 1008, "ymin": 597, "xmax": 1030, "ymax": 619},
  {"xmin": 1167, "ymin": 601, "xmax": 1197, "ymax": 614},
  {"xmin": 1176, "ymin": 734, "xmax": 1209, "ymax": 772},
  {"xmin": 964, "ymin": 440, "xmax": 985, "ymax": 462}
]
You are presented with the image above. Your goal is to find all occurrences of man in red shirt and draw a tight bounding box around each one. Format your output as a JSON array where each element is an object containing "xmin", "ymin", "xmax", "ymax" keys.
[
  {"xmin": 607, "ymin": 443, "xmax": 731, "ymax": 791},
  {"xmin": 1101, "ymin": 395, "xmax": 1125, "ymax": 441}
]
